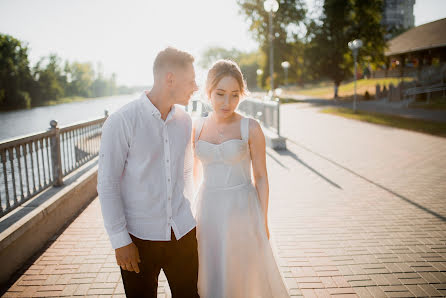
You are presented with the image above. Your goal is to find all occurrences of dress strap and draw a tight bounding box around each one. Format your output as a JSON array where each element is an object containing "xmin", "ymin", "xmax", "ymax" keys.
[
  {"xmin": 241, "ymin": 117, "xmax": 250, "ymax": 142},
  {"xmin": 194, "ymin": 117, "xmax": 205, "ymax": 146}
]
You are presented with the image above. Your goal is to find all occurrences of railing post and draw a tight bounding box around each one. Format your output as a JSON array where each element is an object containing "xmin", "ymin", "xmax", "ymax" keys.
[{"xmin": 49, "ymin": 120, "xmax": 63, "ymax": 186}]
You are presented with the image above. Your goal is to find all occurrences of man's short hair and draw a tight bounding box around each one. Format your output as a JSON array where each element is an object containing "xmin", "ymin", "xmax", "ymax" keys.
[{"xmin": 153, "ymin": 47, "xmax": 194, "ymax": 78}]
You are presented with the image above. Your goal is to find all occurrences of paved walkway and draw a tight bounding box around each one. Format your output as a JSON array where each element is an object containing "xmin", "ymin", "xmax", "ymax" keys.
[
  {"xmin": 3, "ymin": 104, "xmax": 446, "ymax": 297},
  {"xmin": 267, "ymin": 104, "xmax": 446, "ymax": 297}
]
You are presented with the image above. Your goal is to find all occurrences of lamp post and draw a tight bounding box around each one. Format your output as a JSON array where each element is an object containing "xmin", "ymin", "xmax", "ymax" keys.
[
  {"xmin": 348, "ymin": 39, "xmax": 363, "ymax": 112},
  {"xmin": 281, "ymin": 61, "xmax": 290, "ymax": 86},
  {"xmin": 264, "ymin": 0, "xmax": 279, "ymax": 98}
]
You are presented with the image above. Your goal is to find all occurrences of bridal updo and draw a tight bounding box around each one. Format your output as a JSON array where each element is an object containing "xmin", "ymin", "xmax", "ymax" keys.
[{"xmin": 205, "ymin": 60, "xmax": 248, "ymax": 99}]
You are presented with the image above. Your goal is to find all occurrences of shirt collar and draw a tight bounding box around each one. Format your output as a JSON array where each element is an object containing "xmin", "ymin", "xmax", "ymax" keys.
[{"xmin": 141, "ymin": 92, "xmax": 176, "ymax": 121}]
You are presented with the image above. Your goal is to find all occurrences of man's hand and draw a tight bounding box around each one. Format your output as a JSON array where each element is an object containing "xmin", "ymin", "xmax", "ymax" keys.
[{"xmin": 115, "ymin": 242, "xmax": 141, "ymax": 273}]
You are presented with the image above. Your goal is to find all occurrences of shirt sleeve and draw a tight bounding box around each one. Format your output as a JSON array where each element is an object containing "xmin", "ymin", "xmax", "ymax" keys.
[
  {"xmin": 97, "ymin": 112, "xmax": 132, "ymax": 249},
  {"xmin": 183, "ymin": 115, "xmax": 194, "ymax": 204}
]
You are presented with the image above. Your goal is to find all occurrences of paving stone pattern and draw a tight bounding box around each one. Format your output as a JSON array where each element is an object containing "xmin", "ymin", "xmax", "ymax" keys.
[
  {"xmin": 2, "ymin": 198, "xmax": 171, "ymax": 298},
  {"xmin": 3, "ymin": 104, "xmax": 446, "ymax": 297},
  {"xmin": 266, "ymin": 104, "xmax": 446, "ymax": 297}
]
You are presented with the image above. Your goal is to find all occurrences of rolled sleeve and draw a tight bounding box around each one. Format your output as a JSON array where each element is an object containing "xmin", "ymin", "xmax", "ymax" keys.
[{"xmin": 97, "ymin": 113, "xmax": 132, "ymax": 249}]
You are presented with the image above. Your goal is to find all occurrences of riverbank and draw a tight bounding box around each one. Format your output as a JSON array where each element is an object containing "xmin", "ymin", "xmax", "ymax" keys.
[{"xmin": 38, "ymin": 96, "xmax": 92, "ymax": 106}]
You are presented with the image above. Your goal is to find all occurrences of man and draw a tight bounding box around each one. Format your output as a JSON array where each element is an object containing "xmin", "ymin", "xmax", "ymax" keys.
[{"xmin": 97, "ymin": 47, "xmax": 199, "ymax": 297}]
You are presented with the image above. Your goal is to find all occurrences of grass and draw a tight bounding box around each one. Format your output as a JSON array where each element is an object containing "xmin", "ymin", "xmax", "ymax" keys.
[
  {"xmin": 321, "ymin": 107, "xmax": 446, "ymax": 138},
  {"xmin": 279, "ymin": 98, "xmax": 305, "ymax": 104},
  {"xmin": 283, "ymin": 77, "xmax": 414, "ymax": 99},
  {"xmin": 408, "ymin": 96, "xmax": 446, "ymax": 111}
]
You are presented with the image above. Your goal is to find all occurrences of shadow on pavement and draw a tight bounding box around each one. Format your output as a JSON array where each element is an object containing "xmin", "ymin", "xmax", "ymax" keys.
[
  {"xmin": 266, "ymin": 151, "xmax": 289, "ymax": 170},
  {"xmin": 267, "ymin": 148, "xmax": 342, "ymax": 189},
  {"xmin": 286, "ymin": 138, "xmax": 446, "ymax": 222}
]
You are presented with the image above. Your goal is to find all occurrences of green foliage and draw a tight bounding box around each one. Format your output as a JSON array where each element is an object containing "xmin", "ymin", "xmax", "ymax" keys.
[
  {"xmin": 66, "ymin": 61, "xmax": 94, "ymax": 97},
  {"xmin": 31, "ymin": 54, "xmax": 66, "ymax": 103},
  {"xmin": 237, "ymin": 0, "xmax": 306, "ymax": 87},
  {"xmin": 236, "ymin": 0, "xmax": 387, "ymax": 92},
  {"xmin": 199, "ymin": 46, "xmax": 264, "ymax": 91},
  {"xmin": 305, "ymin": 0, "xmax": 386, "ymax": 94},
  {"xmin": 0, "ymin": 34, "xmax": 33, "ymax": 109},
  {"xmin": 321, "ymin": 107, "xmax": 446, "ymax": 137},
  {"xmin": 199, "ymin": 47, "xmax": 243, "ymax": 69},
  {"xmin": 0, "ymin": 33, "xmax": 128, "ymax": 110}
]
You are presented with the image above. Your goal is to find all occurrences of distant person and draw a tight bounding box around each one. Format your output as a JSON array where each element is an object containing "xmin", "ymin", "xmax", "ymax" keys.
[
  {"xmin": 363, "ymin": 65, "xmax": 371, "ymax": 79},
  {"xmin": 192, "ymin": 60, "xmax": 289, "ymax": 297},
  {"xmin": 97, "ymin": 47, "xmax": 199, "ymax": 298}
]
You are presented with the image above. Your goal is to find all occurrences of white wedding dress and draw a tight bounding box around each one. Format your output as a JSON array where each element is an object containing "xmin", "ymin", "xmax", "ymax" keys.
[{"xmin": 193, "ymin": 116, "xmax": 289, "ymax": 298}]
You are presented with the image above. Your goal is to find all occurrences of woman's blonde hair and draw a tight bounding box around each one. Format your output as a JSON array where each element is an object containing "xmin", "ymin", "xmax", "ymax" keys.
[{"xmin": 205, "ymin": 60, "xmax": 248, "ymax": 98}]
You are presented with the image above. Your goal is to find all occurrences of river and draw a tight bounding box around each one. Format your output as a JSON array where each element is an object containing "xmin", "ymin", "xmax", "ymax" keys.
[{"xmin": 0, "ymin": 93, "xmax": 142, "ymax": 141}]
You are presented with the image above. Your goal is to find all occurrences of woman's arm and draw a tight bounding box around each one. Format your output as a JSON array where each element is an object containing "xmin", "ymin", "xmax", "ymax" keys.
[{"xmin": 248, "ymin": 119, "xmax": 270, "ymax": 239}]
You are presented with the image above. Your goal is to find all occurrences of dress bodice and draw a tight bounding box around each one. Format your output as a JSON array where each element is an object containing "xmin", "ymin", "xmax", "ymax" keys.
[{"xmin": 194, "ymin": 117, "xmax": 252, "ymax": 189}]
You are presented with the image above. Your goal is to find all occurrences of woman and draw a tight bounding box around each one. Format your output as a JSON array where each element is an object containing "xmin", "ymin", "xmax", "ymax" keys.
[{"xmin": 192, "ymin": 60, "xmax": 289, "ymax": 298}]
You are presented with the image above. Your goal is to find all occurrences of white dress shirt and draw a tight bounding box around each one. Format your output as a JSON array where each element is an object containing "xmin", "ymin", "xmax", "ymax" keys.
[{"xmin": 97, "ymin": 92, "xmax": 196, "ymax": 249}]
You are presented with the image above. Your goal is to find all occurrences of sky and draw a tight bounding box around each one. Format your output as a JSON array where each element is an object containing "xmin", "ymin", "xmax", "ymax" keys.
[{"xmin": 1, "ymin": 0, "xmax": 445, "ymax": 87}]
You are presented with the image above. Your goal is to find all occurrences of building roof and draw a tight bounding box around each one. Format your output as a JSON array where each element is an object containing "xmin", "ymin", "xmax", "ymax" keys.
[{"xmin": 385, "ymin": 18, "xmax": 446, "ymax": 56}]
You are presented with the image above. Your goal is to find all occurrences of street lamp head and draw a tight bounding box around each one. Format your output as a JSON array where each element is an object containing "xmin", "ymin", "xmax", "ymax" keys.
[
  {"xmin": 281, "ymin": 61, "xmax": 290, "ymax": 69},
  {"xmin": 348, "ymin": 39, "xmax": 363, "ymax": 50},
  {"xmin": 256, "ymin": 69, "xmax": 264, "ymax": 75},
  {"xmin": 353, "ymin": 39, "xmax": 363, "ymax": 48},
  {"xmin": 264, "ymin": 0, "xmax": 279, "ymax": 12}
]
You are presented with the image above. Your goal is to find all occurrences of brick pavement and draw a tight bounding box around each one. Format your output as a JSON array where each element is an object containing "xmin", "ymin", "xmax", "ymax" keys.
[
  {"xmin": 2, "ymin": 104, "xmax": 446, "ymax": 297},
  {"xmin": 1, "ymin": 199, "xmax": 171, "ymax": 298},
  {"xmin": 266, "ymin": 104, "xmax": 446, "ymax": 297}
]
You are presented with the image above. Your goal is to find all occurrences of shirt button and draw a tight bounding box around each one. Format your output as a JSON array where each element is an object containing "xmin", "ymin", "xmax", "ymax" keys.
[
  {"xmin": 168, "ymin": 197, "xmax": 171, "ymax": 200},
  {"xmin": 166, "ymin": 159, "xmax": 169, "ymax": 163}
]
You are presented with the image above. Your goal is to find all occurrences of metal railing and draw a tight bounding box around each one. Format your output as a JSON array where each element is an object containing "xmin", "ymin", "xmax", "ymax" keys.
[
  {"xmin": 186, "ymin": 96, "xmax": 282, "ymax": 136},
  {"xmin": 404, "ymin": 83, "xmax": 446, "ymax": 103},
  {"xmin": 0, "ymin": 111, "xmax": 108, "ymax": 218},
  {"xmin": 237, "ymin": 97, "xmax": 281, "ymax": 136},
  {"xmin": 1, "ymin": 97, "xmax": 282, "ymax": 218}
]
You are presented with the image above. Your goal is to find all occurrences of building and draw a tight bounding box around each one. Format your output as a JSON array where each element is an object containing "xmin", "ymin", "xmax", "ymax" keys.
[
  {"xmin": 383, "ymin": 0, "xmax": 415, "ymax": 38},
  {"xmin": 385, "ymin": 18, "xmax": 446, "ymax": 100}
]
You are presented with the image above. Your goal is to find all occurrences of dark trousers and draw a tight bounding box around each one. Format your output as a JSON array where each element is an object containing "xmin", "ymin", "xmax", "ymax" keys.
[{"xmin": 120, "ymin": 228, "xmax": 199, "ymax": 298}]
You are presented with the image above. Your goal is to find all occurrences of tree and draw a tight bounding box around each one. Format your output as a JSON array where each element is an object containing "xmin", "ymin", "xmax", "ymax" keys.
[
  {"xmin": 67, "ymin": 62, "xmax": 95, "ymax": 98},
  {"xmin": 199, "ymin": 46, "xmax": 263, "ymax": 91},
  {"xmin": 237, "ymin": 0, "xmax": 306, "ymax": 88},
  {"xmin": 0, "ymin": 34, "xmax": 32, "ymax": 109},
  {"xmin": 199, "ymin": 47, "xmax": 243, "ymax": 69},
  {"xmin": 1, "ymin": 33, "xmax": 136, "ymax": 110},
  {"xmin": 31, "ymin": 54, "xmax": 66, "ymax": 104},
  {"xmin": 305, "ymin": 0, "xmax": 386, "ymax": 96}
]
